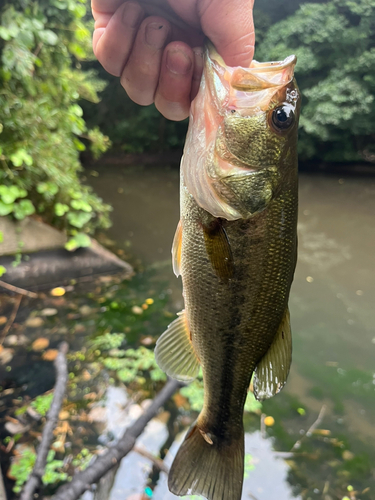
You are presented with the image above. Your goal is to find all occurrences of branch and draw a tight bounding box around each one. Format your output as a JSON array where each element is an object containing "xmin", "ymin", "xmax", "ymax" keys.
[
  {"xmin": 0, "ymin": 280, "xmax": 38, "ymax": 298},
  {"xmin": 133, "ymin": 446, "xmax": 169, "ymax": 474},
  {"xmin": 51, "ymin": 379, "xmax": 184, "ymax": 500},
  {"xmin": 0, "ymin": 294, "xmax": 22, "ymax": 345},
  {"xmin": 290, "ymin": 405, "xmax": 327, "ymax": 452},
  {"xmin": 20, "ymin": 342, "xmax": 69, "ymax": 500}
]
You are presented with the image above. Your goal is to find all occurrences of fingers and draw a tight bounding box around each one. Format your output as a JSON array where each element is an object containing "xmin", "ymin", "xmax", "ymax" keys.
[
  {"xmin": 199, "ymin": 0, "xmax": 255, "ymax": 67},
  {"xmin": 93, "ymin": 1, "xmax": 145, "ymax": 77},
  {"xmin": 155, "ymin": 42, "xmax": 194, "ymax": 121},
  {"xmin": 121, "ymin": 17, "xmax": 171, "ymax": 106}
]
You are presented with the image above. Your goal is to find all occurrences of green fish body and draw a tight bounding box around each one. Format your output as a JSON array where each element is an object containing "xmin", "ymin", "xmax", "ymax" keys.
[{"xmin": 155, "ymin": 45, "xmax": 301, "ymax": 500}]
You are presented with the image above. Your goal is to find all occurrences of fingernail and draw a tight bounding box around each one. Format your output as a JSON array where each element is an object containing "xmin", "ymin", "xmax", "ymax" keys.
[
  {"xmin": 122, "ymin": 1, "xmax": 143, "ymax": 28},
  {"xmin": 166, "ymin": 49, "xmax": 192, "ymax": 75},
  {"xmin": 145, "ymin": 22, "xmax": 168, "ymax": 49}
]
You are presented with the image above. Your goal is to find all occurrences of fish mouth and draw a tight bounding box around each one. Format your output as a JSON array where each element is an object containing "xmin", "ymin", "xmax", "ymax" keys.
[{"xmin": 207, "ymin": 43, "xmax": 297, "ymax": 92}]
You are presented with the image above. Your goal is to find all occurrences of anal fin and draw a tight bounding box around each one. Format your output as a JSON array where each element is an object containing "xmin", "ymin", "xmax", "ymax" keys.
[
  {"xmin": 253, "ymin": 308, "xmax": 292, "ymax": 401},
  {"xmin": 155, "ymin": 310, "xmax": 200, "ymax": 382}
]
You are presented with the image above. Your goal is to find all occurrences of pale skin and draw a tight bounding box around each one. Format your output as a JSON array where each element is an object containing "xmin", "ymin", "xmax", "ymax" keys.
[{"xmin": 92, "ymin": 0, "xmax": 255, "ymax": 121}]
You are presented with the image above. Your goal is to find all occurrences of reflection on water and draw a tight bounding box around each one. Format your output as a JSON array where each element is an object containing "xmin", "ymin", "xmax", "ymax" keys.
[{"xmin": 0, "ymin": 161, "xmax": 374, "ymax": 499}]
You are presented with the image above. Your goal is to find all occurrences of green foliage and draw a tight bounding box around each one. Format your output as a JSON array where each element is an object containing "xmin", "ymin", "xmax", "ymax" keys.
[
  {"xmin": 256, "ymin": 0, "xmax": 375, "ymax": 162},
  {"xmin": 103, "ymin": 346, "xmax": 166, "ymax": 384},
  {"xmin": 10, "ymin": 448, "xmax": 67, "ymax": 493},
  {"xmin": 82, "ymin": 72, "xmax": 188, "ymax": 153},
  {"xmin": 0, "ymin": 0, "xmax": 112, "ymax": 247},
  {"xmin": 31, "ymin": 392, "xmax": 53, "ymax": 416}
]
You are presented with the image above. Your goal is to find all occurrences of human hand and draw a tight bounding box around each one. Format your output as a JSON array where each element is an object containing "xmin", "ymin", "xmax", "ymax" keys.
[{"xmin": 92, "ymin": 0, "xmax": 255, "ymax": 121}]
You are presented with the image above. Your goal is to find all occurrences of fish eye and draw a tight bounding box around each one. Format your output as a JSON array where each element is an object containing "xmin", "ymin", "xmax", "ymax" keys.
[{"xmin": 271, "ymin": 104, "xmax": 295, "ymax": 131}]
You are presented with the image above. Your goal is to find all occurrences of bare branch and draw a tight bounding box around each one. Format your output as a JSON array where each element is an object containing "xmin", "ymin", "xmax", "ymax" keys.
[
  {"xmin": 51, "ymin": 379, "xmax": 183, "ymax": 500},
  {"xmin": 133, "ymin": 446, "xmax": 169, "ymax": 474},
  {"xmin": 20, "ymin": 342, "xmax": 69, "ymax": 500},
  {"xmin": 0, "ymin": 295, "xmax": 22, "ymax": 345},
  {"xmin": 0, "ymin": 280, "xmax": 38, "ymax": 298},
  {"xmin": 290, "ymin": 405, "xmax": 327, "ymax": 452}
]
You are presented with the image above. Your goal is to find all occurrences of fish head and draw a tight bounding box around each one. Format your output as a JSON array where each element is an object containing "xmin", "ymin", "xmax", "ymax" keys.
[{"xmin": 182, "ymin": 44, "xmax": 301, "ymax": 220}]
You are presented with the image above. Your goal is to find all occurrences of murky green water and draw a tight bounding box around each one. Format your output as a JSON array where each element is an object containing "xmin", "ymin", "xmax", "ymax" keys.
[{"xmin": 1, "ymin": 161, "xmax": 374, "ymax": 500}]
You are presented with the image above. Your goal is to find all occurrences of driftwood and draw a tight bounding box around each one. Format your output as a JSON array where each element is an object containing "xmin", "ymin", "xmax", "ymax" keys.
[
  {"xmin": 50, "ymin": 379, "xmax": 183, "ymax": 500},
  {"xmin": 20, "ymin": 342, "xmax": 69, "ymax": 500}
]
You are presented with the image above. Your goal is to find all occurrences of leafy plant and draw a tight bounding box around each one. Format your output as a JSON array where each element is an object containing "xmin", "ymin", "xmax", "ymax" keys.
[
  {"xmin": 9, "ymin": 448, "xmax": 67, "ymax": 493},
  {"xmin": 0, "ymin": 0, "xmax": 112, "ymax": 248},
  {"xmin": 31, "ymin": 392, "xmax": 53, "ymax": 417},
  {"xmin": 102, "ymin": 346, "xmax": 166, "ymax": 384},
  {"xmin": 256, "ymin": 0, "xmax": 375, "ymax": 163}
]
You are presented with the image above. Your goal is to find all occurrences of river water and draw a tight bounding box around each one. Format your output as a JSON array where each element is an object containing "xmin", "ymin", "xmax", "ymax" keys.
[
  {"xmin": 1, "ymin": 161, "xmax": 374, "ymax": 500},
  {"xmin": 87, "ymin": 161, "xmax": 375, "ymax": 500}
]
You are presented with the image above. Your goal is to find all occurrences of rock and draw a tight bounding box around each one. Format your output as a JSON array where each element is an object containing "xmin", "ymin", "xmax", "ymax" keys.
[
  {"xmin": 131, "ymin": 305, "xmax": 143, "ymax": 315},
  {"xmin": 25, "ymin": 316, "xmax": 44, "ymax": 328},
  {"xmin": 87, "ymin": 406, "xmax": 107, "ymax": 423},
  {"xmin": 79, "ymin": 305, "xmax": 94, "ymax": 316}
]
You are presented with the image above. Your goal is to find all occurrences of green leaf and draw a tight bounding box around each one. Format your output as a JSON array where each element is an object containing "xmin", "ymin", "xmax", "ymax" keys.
[
  {"xmin": 0, "ymin": 265, "xmax": 6, "ymax": 277},
  {"xmin": 13, "ymin": 199, "xmax": 35, "ymax": 220},
  {"xmin": 54, "ymin": 203, "xmax": 69, "ymax": 216},
  {"xmin": 0, "ymin": 231, "xmax": 3, "ymax": 243},
  {"xmin": 39, "ymin": 29, "xmax": 58, "ymax": 45},
  {"xmin": 9, "ymin": 149, "xmax": 33, "ymax": 167},
  {"xmin": 70, "ymin": 199, "xmax": 92, "ymax": 212},
  {"xmin": 0, "ymin": 201, "xmax": 14, "ymax": 216},
  {"xmin": 67, "ymin": 210, "xmax": 92, "ymax": 228},
  {"xmin": 65, "ymin": 232, "xmax": 91, "ymax": 251}
]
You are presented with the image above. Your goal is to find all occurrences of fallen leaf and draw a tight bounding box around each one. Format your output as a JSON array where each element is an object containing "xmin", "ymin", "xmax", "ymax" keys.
[
  {"xmin": 83, "ymin": 392, "xmax": 97, "ymax": 400},
  {"xmin": 132, "ymin": 305, "xmax": 143, "ymax": 315},
  {"xmin": 42, "ymin": 349, "xmax": 58, "ymax": 361},
  {"xmin": 59, "ymin": 410, "xmax": 70, "ymax": 420},
  {"xmin": 32, "ymin": 337, "xmax": 49, "ymax": 351},
  {"xmin": 79, "ymin": 305, "xmax": 93, "ymax": 316},
  {"xmin": 40, "ymin": 308, "xmax": 58, "ymax": 317},
  {"xmin": 50, "ymin": 287, "xmax": 66, "ymax": 296},
  {"xmin": 74, "ymin": 324, "xmax": 86, "ymax": 333},
  {"xmin": 0, "ymin": 316, "xmax": 7, "ymax": 325},
  {"xmin": 82, "ymin": 369, "xmax": 91, "ymax": 381},
  {"xmin": 342, "ymin": 450, "xmax": 355, "ymax": 460},
  {"xmin": 4, "ymin": 334, "xmax": 28, "ymax": 347},
  {"xmin": 140, "ymin": 336, "xmax": 154, "ymax": 346},
  {"xmin": 25, "ymin": 317, "xmax": 44, "ymax": 328},
  {"xmin": 0, "ymin": 348, "xmax": 14, "ymax": 364},
  {"xmin": 264, "ymin": 416, "xmax": 275, "ymax": 427},
  {"xmin": 5, "ymin": 421, "xmax": 28, "ymax": 435}
]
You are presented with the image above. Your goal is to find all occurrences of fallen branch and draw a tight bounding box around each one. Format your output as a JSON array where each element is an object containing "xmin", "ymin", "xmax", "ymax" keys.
[
  {"xmin": 134, "ymin": 446, "xmax": 169, "ymax": 474},
  {"xmin": 290, "ymin": 405, "xmax": 327, "ymax": 452},
  {"xmin": 20, "ymin": 342, "xmax": 69, "ymax": 500},
  {"xmin": 0, "ymin": 280, "xmax": 38, "ymax": 299},
  {"xmin": 51, "ymin": 379, "xmax": 184, "ymax": 500},
  {"xmin": 0, "ymin": 294, "xmax": 22, "ymax": 345}
]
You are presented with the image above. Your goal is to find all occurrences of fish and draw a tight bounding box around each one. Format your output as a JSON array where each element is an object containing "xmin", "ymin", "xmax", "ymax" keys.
[{"xmin": 155, "ymin": 44, "xmax": 301, "ymax": 500}]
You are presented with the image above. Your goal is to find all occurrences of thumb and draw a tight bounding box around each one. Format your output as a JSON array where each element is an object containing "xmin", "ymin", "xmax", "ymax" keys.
[{"xmin": 199, "ymin": 0, "xmax": 255, "ymax": 67}]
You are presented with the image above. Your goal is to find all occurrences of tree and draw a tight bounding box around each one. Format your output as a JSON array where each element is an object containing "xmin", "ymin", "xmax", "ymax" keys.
[
  {"xmin": 0, "ymin": 0, "xmax": 112, "ymax": 250},
  {"xmin": 256, "ymin": 0, "xmax": 375, "ymax": 163}
]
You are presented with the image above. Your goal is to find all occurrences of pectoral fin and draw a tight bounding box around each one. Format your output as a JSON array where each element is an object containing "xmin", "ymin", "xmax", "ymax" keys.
[
  {"xmin": 155, "ymin": 310, "xmax": 200, "ymax": 382},
  {"xmin": 172, "ymin": 220, "xmax": 182, "ymax": 277},
  {"xmin": 253, "ymin": 308, "xmax": 292, "ymax": 401},
  {"xmin": 203, "ymin": 220, "xmax": 234, "ymax": 282}
]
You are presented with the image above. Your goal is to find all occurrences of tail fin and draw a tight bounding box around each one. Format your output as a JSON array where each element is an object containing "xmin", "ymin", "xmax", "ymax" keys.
[{"xmin": 168, "ymin": 424, "xmax": 244, "ymax": 500}]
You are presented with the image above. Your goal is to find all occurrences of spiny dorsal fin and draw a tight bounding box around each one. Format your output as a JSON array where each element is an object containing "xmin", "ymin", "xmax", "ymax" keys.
[
  {"xmin": 172, "ymin": 220, "xmax": 182, "ymax": 277},
  {"xmin": 253, "ymin": 308, "xmax": 292, "ymax": 401},
  {"xmin": 203, "ymin": 220, "xmax": 234, "ymax": 282},
  {"xmin": 155, "ymin": 310, "xmax": 200, "ymax": 382}
]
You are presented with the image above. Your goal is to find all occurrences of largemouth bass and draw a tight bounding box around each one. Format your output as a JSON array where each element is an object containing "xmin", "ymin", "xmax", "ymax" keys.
[{"xmin": 155, "ymin": 45, "xmax": 301, "ymax": 500}]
